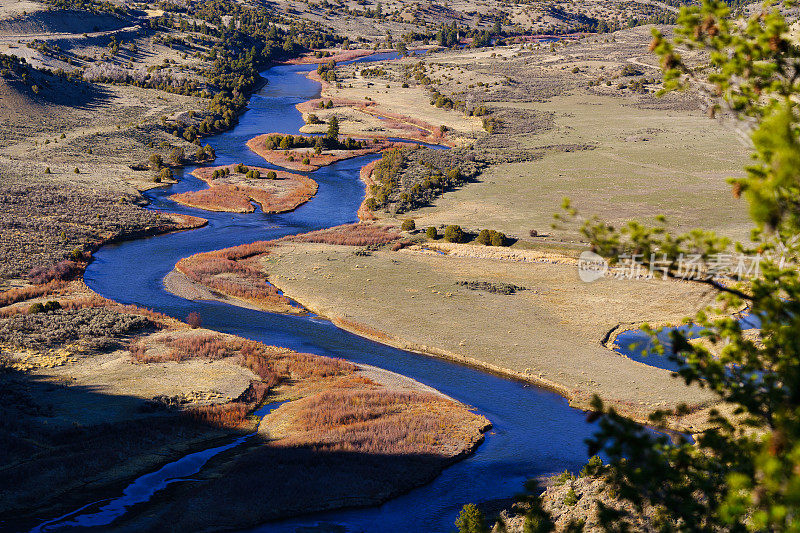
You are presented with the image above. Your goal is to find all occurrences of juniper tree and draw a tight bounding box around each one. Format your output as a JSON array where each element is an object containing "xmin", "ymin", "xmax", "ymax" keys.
[
  {"xmin": 482, "ymin": 1, "xmax": 800, "ymax": 530},
  {"xmin": 543, "ymin": 1, "xmax": 800, "ymax": 530},
  {"xmin": 326, "ymin": 115, "xmax": 340, "ymax": 141}
]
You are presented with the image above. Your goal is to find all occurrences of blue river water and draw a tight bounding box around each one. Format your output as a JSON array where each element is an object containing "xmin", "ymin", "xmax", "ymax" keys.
[
  {"xmin": 614, "ymin": 311, "xmax": 761, "ymax": 372},
  {"xmin": 74, "ymin": 55, "xmax": 603, "ymax": 532}
]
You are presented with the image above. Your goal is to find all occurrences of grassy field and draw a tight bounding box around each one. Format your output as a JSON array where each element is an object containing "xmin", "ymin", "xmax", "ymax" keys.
[
  {"xmin": 262, "ymin": 241, "xmax": 719, "ymax": 424},
  {"xmin": 327, "ymin": 26, "xmax": 752, "ymax": 243},
  {"xmin": 170, "ymin": 236, "xmax": 720, "ymax": 427},
  {"xmin": 411, "ymin": 91, "xmax": 751, "ymax": 241}
]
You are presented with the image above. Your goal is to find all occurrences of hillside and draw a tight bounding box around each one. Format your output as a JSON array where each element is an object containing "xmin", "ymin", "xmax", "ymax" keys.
[{"xmin": 0, "ymin": 9, "xmax": 129, "ymax": 36}]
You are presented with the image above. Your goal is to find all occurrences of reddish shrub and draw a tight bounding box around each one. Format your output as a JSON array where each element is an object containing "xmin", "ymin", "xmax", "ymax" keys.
[
  {"xmin": 288, "ymin": 224, "xmax": 400, "ymax": 246},
  {"xmin": 0, "ymin": 306, "xmax": 24, "ymax": 318},
  {"xmin": 128, "ymin": 340, "xmax": 147, "ymax": 360},
  {"xmin": 176, "ymin": 242, "xmax": 292, "ymax": 309},
  {"xmin": 28, "ymin": 260, "xmax": 80, "ymax": 285},
  {"xmin": 172, "ymin": 184, "xmax": 253, "ymax": 212},
  {"xmin": 169, "ymin": 334, "xmax": 236, "ymax": 361},
  {"xmin": 186, "ymin": 311, "xmax": 202, "ymax": 329},
  {"xmin": 0, "ymin": 280, "xmax": 68, "ymax": 307},
  {"xmin": 61, "ymin": 295, "xmax": 112, "ymax": 310},
  {"xmin": 129, "ymin": 334, "xmax": 235, "ymax": 363},
  {"xmin": 221, "ymin": 241, "xmax": 274, "ymax": 261},
  {"xmin": 112, "ymin": 304, "xmax": 171, "ymax": 322},
  {"xmin": 188, "ymin": 402, "xmax": 251, "ymax": 429},
  {"xmin": 278, "ymin": 389, "xmax": 473, "ymax": 455},
  {"xmin": 239, "ymin": 341, "xmax": 282, "ymax": 384},
  {"xmin": 282, "ymin": 351, "xmax": 356, "ymax": 379}
]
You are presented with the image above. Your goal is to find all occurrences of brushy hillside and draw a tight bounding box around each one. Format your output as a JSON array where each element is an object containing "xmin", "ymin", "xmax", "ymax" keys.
[{"xmin": 0, "ymin": 9, "xmax": 130, "ymax": 36}]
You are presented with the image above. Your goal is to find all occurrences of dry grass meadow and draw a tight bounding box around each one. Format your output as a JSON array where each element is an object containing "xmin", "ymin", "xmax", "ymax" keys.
[
  {"xmin": 312, "ymin": 26, "xmax": 752, "ymax": 243},
  {"xmin": 171, "ymin": 165, "xmax": 318, "ymax": 214},
  {"xmin": 0, "ymin": 0, "xmax": 766, "ymax": 526}
]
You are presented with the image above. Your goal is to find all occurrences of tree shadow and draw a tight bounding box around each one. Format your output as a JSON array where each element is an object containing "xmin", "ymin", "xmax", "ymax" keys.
[
  {"xmin": 1, "ymin": 364, "xmax": 472, "ymax": 533},
  {"xmin": 1, "ymin": 69, "xmax": 113, "ymax": 111},
  {"xmin": 113, "ymin": 442, "xmax": 462, "ymax": 532},
  {"xmin": 0, "ymin": 364, "xmax": 240, "ymax": 531}
]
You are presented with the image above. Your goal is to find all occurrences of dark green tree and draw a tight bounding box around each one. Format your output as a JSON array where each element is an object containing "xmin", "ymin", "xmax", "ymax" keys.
[
  {"xmin": 490, "ymin": 231, "xmax": 506, "ymax": 247},
  {"xmin": 455, "ymin": 503, "xmax": 488, "ymax": 533},
  {"xmin": 477, "ymin": 229, "xmax": 492, "ymax": 245},
  {"xmin": 444, "ymin": 224, "xmax": 464, "ymax": 243},
  {"xmin": 326, "ymin": 115, "xmax": 340, "ymax": 141},
  {"xmin": 169, "ymin": 146, "xmax": 185, "ymax": 165},
  {"xmin": 550, "ymin": 1, "xmax": 800, "ymax": 530}
]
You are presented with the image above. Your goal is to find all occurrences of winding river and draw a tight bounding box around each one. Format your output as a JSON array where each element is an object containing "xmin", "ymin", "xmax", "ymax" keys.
[{"xmin": 71, "ymin": 54, "xmax": 603, "ymax": 532}]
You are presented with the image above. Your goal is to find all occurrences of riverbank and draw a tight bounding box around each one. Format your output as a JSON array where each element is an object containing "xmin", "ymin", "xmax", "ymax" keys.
[
  {"xmin": 0, "ymin": 280, "xmax": 489, "ymax": 530},
  {"xmin": 164, "ymin": 237, "xmax": 720, "ymax": 430}
]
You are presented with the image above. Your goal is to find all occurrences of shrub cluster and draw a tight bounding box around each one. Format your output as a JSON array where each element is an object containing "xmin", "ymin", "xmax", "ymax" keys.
[
  {"xmin": 0, "ymin": 308, "xmax": 153, "ymax": 349},
  {"xmin": 456, "ymin": 281, "xmax": 526, "ymax": 295},
  {"xmin": 365, "ymin": 148, "xmax": 404, "ymax": 212},
  {"xmin": 401, "ymin": 219, "xmax": 416, "ymax": 231},
  {"xmin": 262, "ymin": 133, "xmax": 366, "ymax": 152},
  {"xmin": 305, "ymin": 113, "xmax": 323, "ymax": 124},
  {"xmin": 28, "ymin": 300, "xmax": 62, "ymax": 314},
  {"xmin": 360, "ymin": 67, "xmax": 387, "ymax": 78},
  {"xmin": 444, "ymin": 225, "xmax": 465, "ymax": 243},
  {"xmin": 211, "ymin": 167, "xmax": 232, "ymax": 179},
  {"xmin": 476, "ymin": 229, "xmax": 507, "ymax": 247},
  {"xmin": 429, "ymin": 89, "xmax": 461, "ymax": 111},
  {"xmin": 289, "ymin": 224, "xmax": 400, "ymax": 246},
  {"xmin": 316, "ymin": 59, "xmax": 337, "ymax": 82},
  {"xmin": 365, "ymin": 147, "xmax": 476, "ymax": 215}
]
